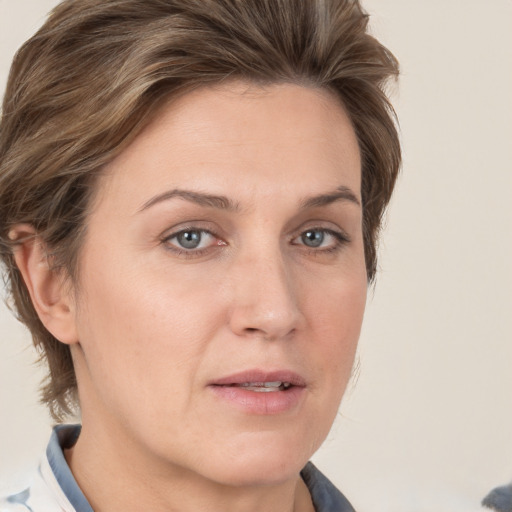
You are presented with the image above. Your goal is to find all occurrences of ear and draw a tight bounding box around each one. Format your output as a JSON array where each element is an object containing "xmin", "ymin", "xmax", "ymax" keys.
[{"xmin": 9, "ymin": 224, "xmax": 79, "ymax": 345}]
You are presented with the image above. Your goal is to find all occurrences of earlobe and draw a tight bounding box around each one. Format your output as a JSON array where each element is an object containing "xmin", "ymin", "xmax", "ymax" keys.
[{"xmin": 9, "ymin": 224, "xmax": 79, "ymax": 345}]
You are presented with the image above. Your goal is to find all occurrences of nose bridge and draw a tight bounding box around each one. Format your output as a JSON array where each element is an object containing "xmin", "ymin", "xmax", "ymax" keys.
[{"xmin": 229, "ymin": 240, "xmax": 301, "ymax": 340}]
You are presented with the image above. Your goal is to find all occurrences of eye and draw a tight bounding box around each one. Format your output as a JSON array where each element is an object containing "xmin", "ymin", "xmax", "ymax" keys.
[
  {"xmin": 292, "ymin": 228, "xmax": 349, "ymax": 251},
  {"xmin": 301, "ymin": 229, "xmax": 326, "ymax": 248},
  {"xmin": 175, "ymin": 230, "xmax": 206, "ymax": 249},
  {"xmin": 163, "ymin": 228, "xmax": 223, "ymax": 253}
]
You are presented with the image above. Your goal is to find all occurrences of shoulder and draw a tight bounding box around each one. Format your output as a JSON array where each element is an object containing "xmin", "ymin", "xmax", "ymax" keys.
[{"xmin": 301, "ymin": 462, "xmax": 356, "ymax": 512}]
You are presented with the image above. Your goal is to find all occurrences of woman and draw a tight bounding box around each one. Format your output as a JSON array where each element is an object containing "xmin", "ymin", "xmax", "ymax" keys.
[{"xmin": 0, "ymin": 0, "xmax": 400, "ymax": 511}]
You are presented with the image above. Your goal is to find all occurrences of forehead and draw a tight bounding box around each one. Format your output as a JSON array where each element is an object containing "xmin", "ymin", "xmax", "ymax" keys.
[{"xmin": 93, "ymin": 81, "xmax": 361, "ymax": 213}]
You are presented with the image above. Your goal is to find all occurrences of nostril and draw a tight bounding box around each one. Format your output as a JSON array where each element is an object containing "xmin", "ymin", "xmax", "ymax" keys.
[{"xmin": 241, "ymin": 326, "xmax": 297, "ymax": 341}]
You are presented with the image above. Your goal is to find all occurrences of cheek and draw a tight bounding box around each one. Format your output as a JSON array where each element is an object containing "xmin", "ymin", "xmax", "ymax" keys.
[
  {"xmin": 292, "ymin": 272, "xmax": 366, "ymax": 452},
  {"xmin": 73, "ymin": 255, "xmax": 221, "ymax": 401},
  {"xmin": 304, "ymin": 270, "xmax": 367, "ymax": 382},
  {"xmin": 306, "ymin": 266, "xmax": 366, "ymax": 332}
]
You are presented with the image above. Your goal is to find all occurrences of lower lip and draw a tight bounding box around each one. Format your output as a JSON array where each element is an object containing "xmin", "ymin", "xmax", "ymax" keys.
[{"xmin": 209, "ymin": 385, "xmax": 306, "ymax": 415}]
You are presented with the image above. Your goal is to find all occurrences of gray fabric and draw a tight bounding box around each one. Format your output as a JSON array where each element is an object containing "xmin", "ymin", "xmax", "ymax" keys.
[
  {"xmin": 483, "ymin": 483, "xmax": 512, "ymax": 512},
  {"xmin": 301, "ymin": 462, "xmax": 356, "ymax": 512},
  {"xmin": 47, "ymin": 425, "xmax": 355, "ymax": 512}
]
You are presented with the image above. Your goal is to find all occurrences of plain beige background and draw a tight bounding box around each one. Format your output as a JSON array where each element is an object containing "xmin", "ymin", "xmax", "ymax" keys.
[{"xmin": 1, "ymin": 1, "xmax": 511, "ymax": 511}]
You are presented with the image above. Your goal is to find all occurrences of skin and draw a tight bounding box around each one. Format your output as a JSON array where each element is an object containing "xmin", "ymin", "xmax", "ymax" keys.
[{"xmin": 13, "ymin": 82, "xmax": 367, "ymax": 512}]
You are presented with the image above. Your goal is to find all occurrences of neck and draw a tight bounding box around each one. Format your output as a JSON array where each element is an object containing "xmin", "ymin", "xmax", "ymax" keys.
[{"xmin": 65, "ymin": 418, "xmax": 314, "ymax": 512}]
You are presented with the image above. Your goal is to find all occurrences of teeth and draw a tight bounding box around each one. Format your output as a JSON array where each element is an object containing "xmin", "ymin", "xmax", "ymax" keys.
[
  {"xmin": 236, "ymin": 381, "xmax": 292, "ymax": 392},
  {"xmin": 239, "ymin": 381, "xmax": 281, "ymax": 388}
]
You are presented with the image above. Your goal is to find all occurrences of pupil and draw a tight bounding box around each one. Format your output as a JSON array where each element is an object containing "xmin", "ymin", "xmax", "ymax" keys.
[
  {"xmin": 302, "ymin": 230, "xmax": 324, "ymax": 247},
  {"xmin": 178, "ymin": 230, "xmax": 201, "ymax": 249}
]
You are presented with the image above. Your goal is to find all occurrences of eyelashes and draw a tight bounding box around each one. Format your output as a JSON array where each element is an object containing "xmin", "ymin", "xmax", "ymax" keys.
[
  {"xmin": 293, "ymin": 228, "xmax": 349, "ymax": 252},
  {"xmin": 161, "ymin": 226, "xmax": 351, "ymax": 259},
  {"xmin": 161, "ymin": 228, "xmax": 225, "ymax": 258}
]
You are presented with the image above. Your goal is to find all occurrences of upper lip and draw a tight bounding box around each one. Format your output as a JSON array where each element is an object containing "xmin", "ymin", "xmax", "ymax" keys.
[{"xmin": 209, "ymin": 369, "xmax": 307, "ymax": 387}]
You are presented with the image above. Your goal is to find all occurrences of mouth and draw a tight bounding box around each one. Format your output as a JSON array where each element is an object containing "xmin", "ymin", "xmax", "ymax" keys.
[
  {"xmin": 210, "ymin": 369, "xmax": 306, "ymax": 391},
  {"xmin": 218, "ymin": 381, "xmax": 294, "ymax": 392},
  {"xmin": 208, "ymin": 369, "xmax": 307, "ymax": 414}
]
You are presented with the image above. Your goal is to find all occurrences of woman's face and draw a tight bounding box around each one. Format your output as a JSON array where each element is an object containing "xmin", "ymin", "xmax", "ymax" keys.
[{"xmin": 70, "ymin": 82, "xmax": 367, "ymax": 486}]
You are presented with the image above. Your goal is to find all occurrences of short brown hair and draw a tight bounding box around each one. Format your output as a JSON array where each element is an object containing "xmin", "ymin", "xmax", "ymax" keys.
[{"xmin": 0, "ymin": 0, "xmax": 400, "ymax": 420}]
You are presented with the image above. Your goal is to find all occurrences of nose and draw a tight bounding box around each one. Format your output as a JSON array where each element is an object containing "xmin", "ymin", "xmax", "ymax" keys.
[{"xmin": 228, "ymin": 250, "xmax": 302, "ymax": 341}]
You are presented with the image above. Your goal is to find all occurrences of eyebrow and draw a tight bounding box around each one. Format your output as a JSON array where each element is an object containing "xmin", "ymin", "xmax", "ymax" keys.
[
  {"xmin": 138, "ymin": 185, "xmax": 360, "ymax": 213},
  {"xmin": 300, "ymin": 186, "xmax": 361, "ymax": 209},
  {"xmin": 139, "ymin": 189, "xmax": 240, "ymax": 213}
]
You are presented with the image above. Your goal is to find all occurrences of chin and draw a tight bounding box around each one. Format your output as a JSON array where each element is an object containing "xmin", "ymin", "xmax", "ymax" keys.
[
  {"xmin": 196, "ymin": 431, "xmax": 319, "ymax": 487},
  {"xmin": 208, "ymin": 459, "xmax": 306, "ymax": 488}
]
